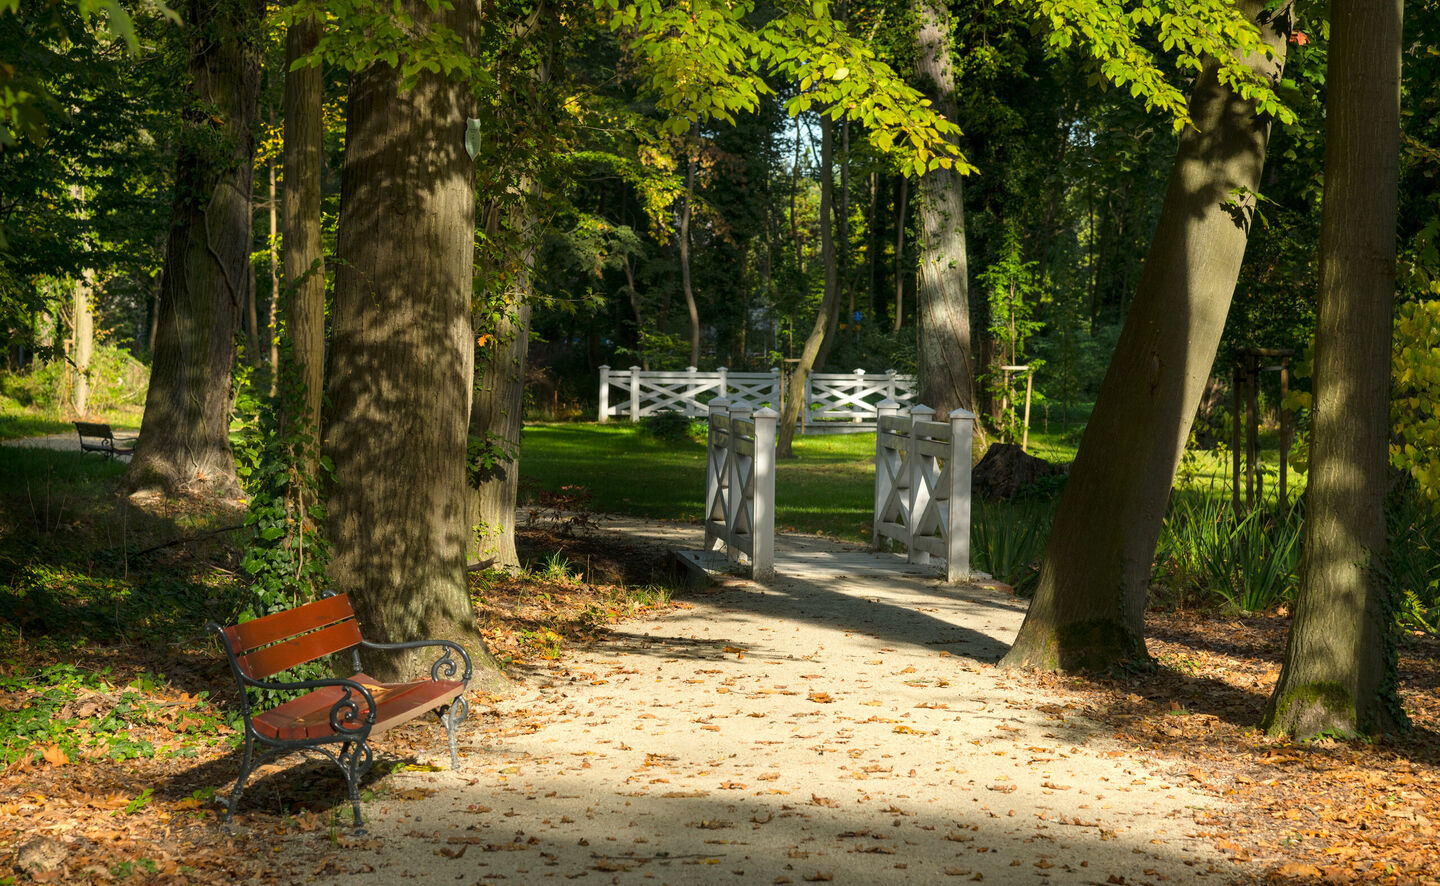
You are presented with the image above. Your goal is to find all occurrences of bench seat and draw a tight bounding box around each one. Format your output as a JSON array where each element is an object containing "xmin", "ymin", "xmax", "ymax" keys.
[
  {"xmin": 253, "ymin": 674, "xmax": 466, "ymax": 742},
  {"xmin": 208, "ymin": 592, "xmax": 473, "ymax": 831}
]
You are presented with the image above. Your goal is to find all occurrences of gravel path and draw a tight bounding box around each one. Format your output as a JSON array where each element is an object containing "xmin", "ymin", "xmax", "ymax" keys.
[{"xmin": 285, "ymin": 516, "xmax": 1241, "ymax": 885}]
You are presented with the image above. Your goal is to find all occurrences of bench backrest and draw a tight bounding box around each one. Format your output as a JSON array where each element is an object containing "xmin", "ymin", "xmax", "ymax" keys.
[
  {"xmin": 222, "ymin": 594, "xmax": 363, "ymax": 680},
  {"xmin": 74, "ymin": 421, "xmax": 113, "ymax": 439}
]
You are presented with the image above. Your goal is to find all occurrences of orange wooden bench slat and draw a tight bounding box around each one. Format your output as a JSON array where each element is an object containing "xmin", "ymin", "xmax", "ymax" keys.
[
  {"xmin": 252, "ymin": 676, "xmax": 466, "ymax": 741},
  {"xmin": 226, "ymin": 594, "xmax": 359, "ymax": 653},
  {"xmin": 234, "ymin": 620, "xmax": 365, "ymax": 680}
]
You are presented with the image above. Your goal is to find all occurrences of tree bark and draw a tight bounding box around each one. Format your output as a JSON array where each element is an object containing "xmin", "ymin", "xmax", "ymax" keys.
[
  {"xmin": 73, "ymin": 270, "xmax": 93, "ymax": 417},
  {"xmin": 124, "ymin": 0, "xmax": 263, "ymax": 497},
  {"xmin": 282, "ymin": 12, "xmax": 327, "ymax": 444},
  {"xmin": 468, "ymin": 181, "xmax": 541, "ymax": 570},
  {"xmin": 324, "ymin": 0, "xmax": 504, "ymax": 687},
  {"xmin": 778, "ymin": 120, "xmax": 840, "ymax": 457},
  {"xmin": 679, "ymin": 127, "xmax": 701, "ymax": 367},
  {"xmin": 1001, "ymin": 0, "xmax": 1291, "ymax": 671},
  {"xmin": 913, "ymin": 0, "xmax": 982, "ymax": 437},
  {"xmin": 1264, "ymin": 0, "xmax": 1405, "ymax": 740},
  {"xmin": 892, "ymin": 175, "xmax": 908, "ymax": 333},
  {"xmin": 814, "ymin": 119, "xmax": 843, "ymax": 371}
]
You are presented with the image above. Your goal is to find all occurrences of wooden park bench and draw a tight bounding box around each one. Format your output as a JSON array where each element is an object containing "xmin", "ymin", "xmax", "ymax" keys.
[
  {"xmin": 208, "ymin": 593, "xmax": 472, "ymax": 831},
  {"xmin": 73, "ymin": 421, "xmax": 134, "ymax": 458}
]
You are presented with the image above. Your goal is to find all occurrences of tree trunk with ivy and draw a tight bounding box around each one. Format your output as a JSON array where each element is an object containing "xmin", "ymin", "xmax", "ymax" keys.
[
  {"xmin": 124, "ymin": 0, "xmax": 264, "ymax": 497},
  {"xmin": 913, "ymin": 0, "xmax": 983, "ymax": 442},
  {"xmin": 324, "ymin": 0, "xmax": 504, "ymax": 688},
  {"xmin": 467, "ymin": 183, "xmax": 541, "ymax": 570},
  {"xmin": 281, "ymin": 12, "xmax": 327, "ymax": 449},
  {"xmin": 1001, "ymin": 0, "xmax": 1292, "ymax": 672},
  {"xmin": 1263, "ymin": 0, "xmax": 1406, "ymax": 740}
]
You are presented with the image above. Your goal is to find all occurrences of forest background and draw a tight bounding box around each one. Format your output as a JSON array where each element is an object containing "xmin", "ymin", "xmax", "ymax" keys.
[{"xmin": 2, "ymin": 0, "xmax": 1439, "ymax": 744}]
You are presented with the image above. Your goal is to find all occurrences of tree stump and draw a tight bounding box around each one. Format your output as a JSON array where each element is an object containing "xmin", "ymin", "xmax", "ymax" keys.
[{"xmin": 972, "ymin": 443, "xmax": 1069, "ymax": 501}]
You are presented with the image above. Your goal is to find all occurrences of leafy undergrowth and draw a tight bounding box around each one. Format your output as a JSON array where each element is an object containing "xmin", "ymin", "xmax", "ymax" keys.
[
  {"xmin": 473, "ymin": 526, "xmax": 682, "ymax": 671},
  {"xmin": 0, "ymin": 513, "xmax": 679, "ymax": 883},
  {"xmin": 1027, "ymin": 612, "xmax": 1440, "ymax": 886}
]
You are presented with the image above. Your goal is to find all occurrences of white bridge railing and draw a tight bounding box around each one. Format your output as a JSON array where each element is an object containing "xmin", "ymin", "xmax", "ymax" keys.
[
  {"xmin": 599, "ymin": 365, "xmax": 914, "ymax": 429},
  {"xmin": 873, "ymin": 401, "xmax": 975, "ymax": 583},
  {"xmin": 703, "ymin": 399, "xmax": 777, "ymax": 580}
]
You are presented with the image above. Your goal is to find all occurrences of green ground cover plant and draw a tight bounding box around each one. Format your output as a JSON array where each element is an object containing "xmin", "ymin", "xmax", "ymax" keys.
[{"xmin": 0, "ymin": 344, "xmax": 147, "ymax": 438}]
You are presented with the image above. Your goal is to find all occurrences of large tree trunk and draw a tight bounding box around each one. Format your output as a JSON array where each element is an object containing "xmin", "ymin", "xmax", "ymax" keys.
[
  {"xmin": 125, "ymin": 0, "xmax": 263, "ymax": 497},
  {"xmin": 1001, "ymin": 0, "xmax": 1291, "ymax": 671},
  {"xmin": 324, "ymin": 1, "xmax": 503, "ymax": 688},
  {"xmin": 913, "ymin": 0, "xmax": 982, "ymax": 436},
  {"xmin": 281, "ymin": 12, "xmax": 327, "ymax": 442},
  {"xmin": 1263, "ymin": 0, "xmax": 1405, "ymax": 740},
  {"xmin": 778, "ymin": 119, "xmax": 841, "ymax": 457}
]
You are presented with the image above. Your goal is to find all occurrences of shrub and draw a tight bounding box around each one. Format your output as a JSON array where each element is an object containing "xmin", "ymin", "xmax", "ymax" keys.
[
  {"xmin": 0, "ymin": 345, "xmax": 148, "ymax": 415},
  {"xmin": 1155, "ymin": 494, "xmax": 1302, "ymax": 613},
  {"xmin": 970, "ymin": 497, "xmax": 1055, "ymax": 592},
  {"xmin": 640, "ymin": 410, "xmax": 704, "ymax": 445}
]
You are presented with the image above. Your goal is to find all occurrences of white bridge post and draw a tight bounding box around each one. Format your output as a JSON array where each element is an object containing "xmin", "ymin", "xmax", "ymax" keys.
[
  {"xmin": 725, "ymin": 402, "xmax": 752, "ymax": 569},
  {"xmin": 874, "ymin": 399, "xmax": 902, "ymax": 550},
  {"xmin": 946, "ymin": 407, "xmax": 976, "ymax": 583},
  {"xmin": 628, "ymin": 366, "xmax": 642, "ymax": 422},
  {"xmin": 751, "ymin": 407, "xmax": 777, "ymax": 580},
  {"xmin": 598, "ymin": 365, "xmax": 611, "ymax": 422}
]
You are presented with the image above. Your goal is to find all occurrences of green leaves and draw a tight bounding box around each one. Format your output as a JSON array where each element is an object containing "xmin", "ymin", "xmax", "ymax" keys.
[
  {"xmin": 592, "ymin": 0, "xmax": 967, "ymax": 177},
  {"xmin": 1018, "ymin": 0, "xmax": 1297, "ymax": 130}
]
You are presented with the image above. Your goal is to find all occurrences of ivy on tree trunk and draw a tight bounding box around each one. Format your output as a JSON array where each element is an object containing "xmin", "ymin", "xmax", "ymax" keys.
[{"xmin": 124, "ymin": 0, "xmax": 264, "ymax": 498}]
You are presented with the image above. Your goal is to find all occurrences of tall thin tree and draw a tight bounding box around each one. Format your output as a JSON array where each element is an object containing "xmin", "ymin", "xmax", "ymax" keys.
[
  {"xmin": 281, "ymin": 10, "xmax": 327, "ymax": 440},
  {"xmin": 913, "ymin": 0, "xmax": 982, "ymax": 430}
]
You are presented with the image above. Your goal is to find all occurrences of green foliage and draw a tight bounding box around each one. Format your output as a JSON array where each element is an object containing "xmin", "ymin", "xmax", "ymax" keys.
[
  {"xmin": 0, "ymin": 0, "xmax": 178, "ymax": 147},
  {"xmin": 0, "ymin": 660, "xmax": 225, "ymax": 768},
  {"xmin": 979, "ymin": 228, "xmax": 1047, "ymax": 441},
  {"xmin": 467, "ymin": 431, "xmax": 518, "ymax": 487},
  {"xmin": 233, "ymin": 356, "xmax": 331, "ymax": 620},
  {"xmin": 596, "ymin": 0, "xmax": 966, "ymax": 176},
  {"xmin": 1384, "ymin": 484, "xmax": 1440, "ymax": 635},
  {"xmin": 1155, "ymin": 494, "xmax": 1302, "ymax": 613},
  {"xmin": 275, "ymin": 0, "xmax": 496, "ymax": 93},
  {"xmin": 0, "ymin": 344, "xmax": 148, "ymax": 415},
  {"xmin": 639, "ymin": 409, "xmax": 704, "ymax": 445},
  {"xmin": 1390, "ymin": 300, "xmax": 1440, "ymax": 506},
  {"xmin": 1022, "ymin": 0, "xmax": 1297, "ymax": 131},
  {"xmin": 970, "ymin": 496, "xmax": 1056, "ymax": 591}
]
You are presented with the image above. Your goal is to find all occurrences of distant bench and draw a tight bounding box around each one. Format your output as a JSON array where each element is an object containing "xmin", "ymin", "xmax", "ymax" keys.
[{"xmin": 74, "ymin": 422, "xmax": 134, "ymax": 458}]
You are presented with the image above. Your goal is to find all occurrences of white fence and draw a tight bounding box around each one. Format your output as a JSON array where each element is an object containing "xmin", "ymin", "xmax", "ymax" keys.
[
  {"xmin": 599, "ymin": 365, "xmax": 915, "ymax": 429},
  {"xmin": 703, "ymin": 399, "xmax": 777, "ymax": 580},
  {"xmin": 873, "ymin": 401, "xmax": 975, "ymax": 583}
]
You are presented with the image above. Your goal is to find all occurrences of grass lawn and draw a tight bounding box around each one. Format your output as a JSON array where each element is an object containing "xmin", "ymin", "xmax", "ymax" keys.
[{"xmin": 518, "ymin": 423, "xmax": 880, "ymax": 541}]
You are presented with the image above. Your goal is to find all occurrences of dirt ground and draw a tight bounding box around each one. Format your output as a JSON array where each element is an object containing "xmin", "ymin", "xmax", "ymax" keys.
[{"xmin": 4, "ymin": 515, "xmax": 1439, "ymax": 885}]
